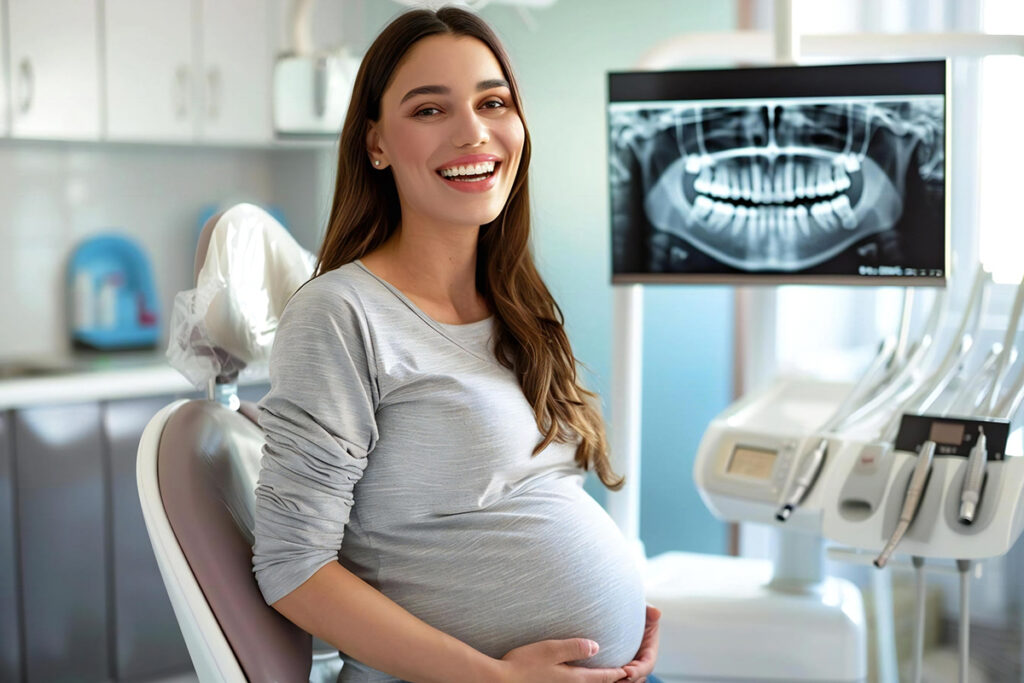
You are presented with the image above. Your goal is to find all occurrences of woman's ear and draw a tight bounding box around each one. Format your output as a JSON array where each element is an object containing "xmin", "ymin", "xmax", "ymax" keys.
[{"xmin": 366, "ymin": 124, "xmax": 387, "ymax": 169}]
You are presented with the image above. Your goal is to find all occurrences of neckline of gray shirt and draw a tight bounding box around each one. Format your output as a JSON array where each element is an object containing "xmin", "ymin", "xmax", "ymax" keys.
[{"xmin": 352, "ymin": 259, "xmax": 495, "ymax": 357}]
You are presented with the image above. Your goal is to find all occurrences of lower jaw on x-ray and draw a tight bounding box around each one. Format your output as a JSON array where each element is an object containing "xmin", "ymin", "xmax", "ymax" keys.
[{"xmin": 610, "ymin": 97, "xmax": 945, "ymax": 279}]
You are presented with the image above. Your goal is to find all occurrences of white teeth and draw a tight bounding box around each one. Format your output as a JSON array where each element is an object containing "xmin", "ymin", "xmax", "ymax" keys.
[
  {"xmin": 707, "ymin": 201, "xmax": 734, "ymax": 232},
  {"xmin": 751, "ymin": 163, "xmax": 763, "ymax": 203},
  {"xmin": 784, "ymin": 160, "xmax": 795, "ymax": 202},
  {"xmin": 778, "ymin": 206, "xmax": 792, "ymax": 240},
  {"xmin": 739, "ymin": 166, "xmax": 752, "ymax": 201},
  {"xmin": 440, "ymin": 161, "xmax": 496, "ymax": 177},
  {"xmin": 688, "ymin": 155, "xmax": 861, "ymax": 244},
  {"xmin": 811, "ymin": 201, "xmax": 838, "ymax": 232},
  {"xmin": 818, "ymin": 163, "xmax": 836, "ymax": 197},
  {"xmin": 712, "ymin": 165, "xmax": 728, "ymax": 198},
  {"xmin": 843, "ymin": 154, "xmax": 861, "ymax": 174},
  {"xmin": 834, "ymin": 162, "xmax": 851, "ymax": 192},
  {"xmin": 831, "ymin": 194, "xmax": 857, "ymax": 229},
  {"xmin": 794, "ymin": 204, "xmax": 811, "ymax": 236},
  {"xmin": 784, "ymin": 206, "xmax": 798, "ymax": 238},
  {"xmin": 748, "ymin": 207, "xmax": 763, "ymax": 240},
  {"xmin": 693, "ymin": 195, "xmax": 715, "ymax": 220},
  {"xmin": 695, "ymin": 166, "xmax": 712, "ymax": 194},
  {"xmin": 727, "ymin": 167, "xmax": 741, "ymax": 200},
  {"xmin": 731, "ymin": 206, "xmax": 749, "ymax": 238}
]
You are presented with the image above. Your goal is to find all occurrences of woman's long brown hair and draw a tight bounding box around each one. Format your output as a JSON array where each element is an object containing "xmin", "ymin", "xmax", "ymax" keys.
[{"xmin": 314, "ymin": 6, "xmax": 624, "ymax": 491}]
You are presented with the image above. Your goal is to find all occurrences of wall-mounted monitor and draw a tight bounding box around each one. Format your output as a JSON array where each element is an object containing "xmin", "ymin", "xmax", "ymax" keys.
[{"xmin": 608, "ymin": 60, "xmax": 948, "ymax": 285}]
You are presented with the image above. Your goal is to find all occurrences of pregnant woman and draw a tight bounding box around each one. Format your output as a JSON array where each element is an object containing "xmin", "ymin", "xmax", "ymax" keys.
[{"xmin": 252, "ymin": 6, "xmax": 661, "ymax": 682}]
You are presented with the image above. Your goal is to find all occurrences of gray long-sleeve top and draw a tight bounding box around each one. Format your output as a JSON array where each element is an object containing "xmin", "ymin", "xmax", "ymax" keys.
[{"xmin": 253, "ymin": 260, "xmax": 646, "ymax": 682}]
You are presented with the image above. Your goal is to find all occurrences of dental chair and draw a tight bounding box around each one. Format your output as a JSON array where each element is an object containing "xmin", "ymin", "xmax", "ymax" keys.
[{"xmin": 136, "ymin": 204, "xmax": 331, "ymax": 682}]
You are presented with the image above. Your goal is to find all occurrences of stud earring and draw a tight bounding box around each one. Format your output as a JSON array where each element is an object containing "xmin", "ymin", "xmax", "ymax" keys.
[{"xmin": 374, "ymin": 160, "xmax": 381, "ymax": 167}]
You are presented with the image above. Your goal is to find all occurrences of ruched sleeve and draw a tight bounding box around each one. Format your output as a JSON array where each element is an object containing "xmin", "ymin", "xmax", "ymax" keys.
[{"xmin": 252, "ymin": 281, "xmax": 380, "ymax": 605}]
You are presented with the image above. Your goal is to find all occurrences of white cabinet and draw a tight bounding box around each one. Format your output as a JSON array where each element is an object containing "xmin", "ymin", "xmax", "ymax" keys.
[
  {"xmin": 7, "ymin": 0, "xmax": 101, "ymax": 140},
  {"xmin": 105, "ymin": 0, "xmax": 196, "ymax": 142},
  {"xmin": 199, "ymin": 0, "xmax": 272, "ymax": 143},
  {"xmin": 105, "ymin": 0, "xmax": 272, "ymax": 144},
  {"xmin": 0, "ymin": 2, "xmax": 8, "ymax": 136}
]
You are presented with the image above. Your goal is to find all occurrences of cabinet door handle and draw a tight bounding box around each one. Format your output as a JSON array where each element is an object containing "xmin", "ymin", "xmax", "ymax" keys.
[
  {"xmin": 18, "ymin": 59, "xmax": 34, "ymax": 114},
  {"xmin": 207, "ymin": 67, "xmax": 221, "ymax": 121},
  {"xmin": 174, "ymin": 65, "xmax": 190, "ymax": 120}
]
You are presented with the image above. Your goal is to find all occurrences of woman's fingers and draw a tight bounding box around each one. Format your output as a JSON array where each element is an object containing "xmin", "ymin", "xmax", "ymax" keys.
[
  {"xmin": 622, "ymin": 604, "xmax": 662, "ymax": 680},
  {"xmin": 578, "ymin": 666, "xmax": 629, "ymax": 682}
]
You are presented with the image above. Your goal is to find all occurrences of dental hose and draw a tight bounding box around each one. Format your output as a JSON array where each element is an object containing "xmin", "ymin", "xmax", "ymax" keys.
[
  {"xmin": 957, "ymin": 559, "xmax": 972, "ymax": 683},
  {"xmin": 912, "ymin": 556, "xmax": 926, "ymax": 683}
]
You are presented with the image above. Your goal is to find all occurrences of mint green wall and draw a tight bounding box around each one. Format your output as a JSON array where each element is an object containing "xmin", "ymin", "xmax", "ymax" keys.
[{"xmin": 362, "ymin": 0, "xmax": 736, "ymax": 557}]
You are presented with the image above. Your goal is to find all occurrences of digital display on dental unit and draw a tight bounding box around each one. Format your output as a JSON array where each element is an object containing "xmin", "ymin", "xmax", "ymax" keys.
[
  {"xmin": 608, "ymin": 60, "xmax": 947, "ymax": 285},
  {"xmin": 727, "ymin": 446, "xmax": 777, "ymax": 480}
]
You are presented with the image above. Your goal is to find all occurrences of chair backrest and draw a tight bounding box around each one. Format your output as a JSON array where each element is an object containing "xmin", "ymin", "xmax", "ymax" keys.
[
  {"xmin": 139, "ymin": 204, "xmax": 317, "ymax": 681},
  {"xmin": 156, "ymin": 399, "xmax": 312, "ymax": 682}
]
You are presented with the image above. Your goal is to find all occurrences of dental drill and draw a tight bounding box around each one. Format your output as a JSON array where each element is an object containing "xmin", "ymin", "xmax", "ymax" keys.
[
  {"xmin": 874, "ymin": 440, "xmax": 936, "ymax": 568},
  {"xmin": 958, "ymin": 427, "xmax": 987, "ymax": 525},
  {"xmin": 776, "ymin": 438, "xmax": 827, "ymax": 521}
]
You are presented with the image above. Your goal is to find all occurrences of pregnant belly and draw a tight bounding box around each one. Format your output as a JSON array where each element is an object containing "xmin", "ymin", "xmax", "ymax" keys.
[{"xmin": 372, "ymin": 476, "xmax": 647, "ymax": 669}]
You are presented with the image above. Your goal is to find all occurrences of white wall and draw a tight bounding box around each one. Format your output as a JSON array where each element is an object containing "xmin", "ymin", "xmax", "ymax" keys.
[{"xmin": 0, "ymin": 140, "xmax": 341, "ymax": 361}]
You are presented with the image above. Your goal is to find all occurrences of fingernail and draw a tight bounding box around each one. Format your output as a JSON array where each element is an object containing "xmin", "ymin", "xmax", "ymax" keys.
[{"xmin": 587, "ymin": 640, "xmax": 599, "ymax": 655}]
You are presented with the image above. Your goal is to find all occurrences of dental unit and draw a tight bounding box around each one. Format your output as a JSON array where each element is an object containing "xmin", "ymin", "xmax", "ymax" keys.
[
  {"xmin": 819, "ymin": 270, "xmax": 1024, "ymax": 683},
  {"xmin": 688, "ymin": 263, "xmax": 1024, "ymax": 683}
]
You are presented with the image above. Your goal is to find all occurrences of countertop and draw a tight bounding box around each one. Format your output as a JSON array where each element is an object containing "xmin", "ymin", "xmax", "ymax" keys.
[{"xmin": 0, "ymin": 350, "xmax": 268, "ymax": 409}]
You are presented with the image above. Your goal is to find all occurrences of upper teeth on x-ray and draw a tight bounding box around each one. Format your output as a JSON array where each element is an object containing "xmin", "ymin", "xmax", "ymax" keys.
[{"xmin": 610, "ymin": 97, "xmax": 944, "ymax": 274}]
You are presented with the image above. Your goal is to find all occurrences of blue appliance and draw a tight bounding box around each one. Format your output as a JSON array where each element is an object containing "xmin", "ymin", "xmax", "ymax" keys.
[{"xmin": 67, "ymin": 234, "xmax": 161, "ymax": 350}]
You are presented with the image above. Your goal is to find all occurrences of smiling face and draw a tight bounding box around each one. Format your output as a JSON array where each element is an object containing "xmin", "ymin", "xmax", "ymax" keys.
[{"xmin": 367, "ymin": 34, "xmax": 525, "ymax": 233}]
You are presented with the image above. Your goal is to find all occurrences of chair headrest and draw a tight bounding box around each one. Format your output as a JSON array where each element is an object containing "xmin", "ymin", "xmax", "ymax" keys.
[{"xmin": 167, "ymin": 204, "xmax": 316, "ymax": 389}]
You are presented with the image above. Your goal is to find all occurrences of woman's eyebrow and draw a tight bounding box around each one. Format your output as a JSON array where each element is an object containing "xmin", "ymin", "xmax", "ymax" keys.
[{"xmin": 400, "ymin": 79, "xmax": 510, "ymax": 104}]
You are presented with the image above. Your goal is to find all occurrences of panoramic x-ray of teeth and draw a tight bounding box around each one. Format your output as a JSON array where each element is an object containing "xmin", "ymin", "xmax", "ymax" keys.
[{"xmin": 610, "ymin": 97, "xmax": 945, "ymax": 277}]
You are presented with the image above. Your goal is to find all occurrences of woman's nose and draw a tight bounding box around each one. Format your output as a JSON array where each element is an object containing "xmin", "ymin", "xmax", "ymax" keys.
[{"xmin": 451, "ymin": 107, "xmax": 489, "ymax": 148}]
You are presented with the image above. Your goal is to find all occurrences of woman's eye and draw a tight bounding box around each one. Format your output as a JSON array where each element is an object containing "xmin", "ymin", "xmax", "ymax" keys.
[{"xmin": 413, "ymin": 100, "xmax": 506, "ymax": 118}]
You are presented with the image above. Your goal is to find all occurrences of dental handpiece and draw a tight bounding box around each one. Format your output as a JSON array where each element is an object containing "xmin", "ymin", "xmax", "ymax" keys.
[
  {"xmin": 776, "ymin": 438, "xmax": 828, "ymax": 522},
  {"xmin": 875, "ymin": 440, "xmax": 936, "ymax": 569},
  {"xmin": 959, "ymin": 428, "xmax": 988, "ymax": 525}
]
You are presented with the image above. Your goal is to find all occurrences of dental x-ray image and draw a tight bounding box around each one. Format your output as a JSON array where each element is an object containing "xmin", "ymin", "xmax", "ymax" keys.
[{"xmin": 608, "ymin": 60, "xmax": 947, "ymax": 285}]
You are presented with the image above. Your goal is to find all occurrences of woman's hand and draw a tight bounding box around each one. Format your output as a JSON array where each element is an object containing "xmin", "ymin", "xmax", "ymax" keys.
[
  {"xmin": 496, "ymin": 638, "xmax": 628, "ymax": 682},
  {"xmin": 617, "ymin": 605, "xmax": 662, "ymax": 682}
]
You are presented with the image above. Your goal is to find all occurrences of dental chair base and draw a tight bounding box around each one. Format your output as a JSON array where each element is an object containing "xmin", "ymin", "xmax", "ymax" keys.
[{"xmin": 644, "ymin": 552, "xmax": 866, "ymax": 682}]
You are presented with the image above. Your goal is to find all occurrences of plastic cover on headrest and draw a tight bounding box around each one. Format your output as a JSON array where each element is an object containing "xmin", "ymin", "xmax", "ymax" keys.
[{"xmin": 166, "ymin": 203, "xmax": 316, "ymax": 390}]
